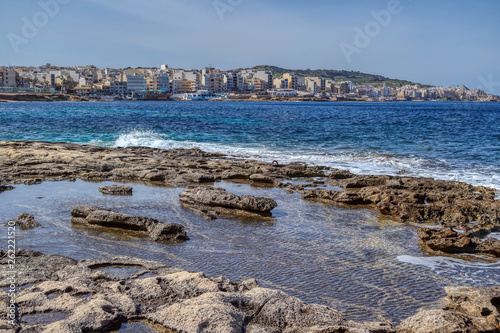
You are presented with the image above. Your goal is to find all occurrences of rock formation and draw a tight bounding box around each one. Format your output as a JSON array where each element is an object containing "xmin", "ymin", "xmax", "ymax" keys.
[
  {"xmin": 71, "ymin": 205, "xmax": 188, "ymax": 242},
  {"xmin": 179, "ymin": 187, "xmax": 278, "ymax": 219},
  {"xmin": 98, "ymin": 185, "xmax": 133, "ymax": 195},
  {"xmin": 0, "ymin": 250, "xmax": 393, "ymax": 333}
]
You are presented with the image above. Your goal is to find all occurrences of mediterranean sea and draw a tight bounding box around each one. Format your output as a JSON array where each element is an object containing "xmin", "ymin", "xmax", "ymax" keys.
[{"xmin": 1, "ymin": 100, "xmax": 499, "ymax": 190}]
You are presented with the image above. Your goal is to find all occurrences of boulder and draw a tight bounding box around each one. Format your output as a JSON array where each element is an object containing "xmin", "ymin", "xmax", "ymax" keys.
[
  {"xmin": 417, "ymin": 227, "xmax": 474, "ymax": 254},
  {"xmin": 397, "ymin": 309, "xmax": 488, "ymax": 333},
  {"xmin": 98, "ymin": 185, "xmax": 133, "ymax": 195},
  {"xmin": 397, "ymin": 286, "xmax": 500, "ymax": 332},
  {"xmin": 179, "ymin": 187, "xmax": 277, "ymax": 219},
  {"xmin": 71, "ymin": 205, "xmax": 188, "ymax": 242},
  {"xmin": 15, "ymin": 213, "xmax": 41, "ymax": 230},
  {"xmin": 417, "ymin": 227, "xmax": 500, "ymax": 257}
]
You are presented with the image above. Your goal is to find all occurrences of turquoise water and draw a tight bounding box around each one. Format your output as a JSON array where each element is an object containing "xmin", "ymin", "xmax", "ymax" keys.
[
  {"xmin": 1, "ymin": 101, "xmax": 500, "ymax": 189},
  {"xmin": 2, "ymin": 101, "xmax": 500, "ymax": 324}
]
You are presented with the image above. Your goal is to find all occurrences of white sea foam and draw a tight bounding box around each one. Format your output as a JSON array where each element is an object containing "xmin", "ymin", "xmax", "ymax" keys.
[
  {"xmin": 397, "ymin": 255, "xmax": 500, "ymax": 270},
  {"xmin": 111, "ymin": 130, "xmax": 500, "ymax": 191}
]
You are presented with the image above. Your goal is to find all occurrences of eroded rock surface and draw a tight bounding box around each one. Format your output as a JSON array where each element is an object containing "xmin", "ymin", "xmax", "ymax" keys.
[
  {"xmin": 179, "ymin": 187, "xmax": 278, "ymax": 219},
  {"xmin": 98, "ymin": 185, "xmax": 133, "ymax": 195},
  {"xmin": 301, "ymin": 175, "xmax": 500, "ymax": 230},
  {"xmin": 14, "ymin": 213, "xmax": 41, "ymax": 230},
  {"xmin": 0, "ymin": 250, "xmax": 392, "ymax": 333},
  {"xmin": 1, "ymin": 141, "xmax": 500, "ymax": 256},
  {"xmin": 71, "ymin": 205, "xmax": 188, "ymax": 242},
  {"xmin": 417, "ymin": 227, "xmax": 500, "ymax": 257},
  {"xmin": 397, "ymin": 286, "xmax": 500, "ymax": 332}
]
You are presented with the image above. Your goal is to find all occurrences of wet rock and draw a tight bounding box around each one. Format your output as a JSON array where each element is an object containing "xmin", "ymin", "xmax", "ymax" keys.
[
  {"xmin": 171, "ymin": 171, "xmax": 216, "ymax": 185},
  {"xmin": 249, "ymin": 174, "xmax": 275, "ymax": 184},
  {"xmin": 475, "ymin": 238, "xmax": 500, "ymax": 257},
  {"xmin": 328, "ymin": 168, "xmax": 355, "ymax": 180},
  {"xmin": 0, "ymin": 250, "xmax": 392, "ymax": 333},
  {"xmin": 98, "ymin": 185, "xmax": 133, "ymax": 195},
  {"xmin": 179, "ymin": 187, "xmax": 277, "ymax": 219},
  {"xmin": 417, "ymin": 227, "xmax": 474, "ymax": 254},
  {"xmin": 1, "ymin": 141, "xmax": 500, "ymax": 231},
  {"xmin": 302, "ymin": 189, "xmax": 368, "ymax": 205},
  {"xmin": 15, "ymin": 213, "xmax": 41, "ymax": 230},
  {"xmin": 0, "ymin": 183, "xmax": 14, "ymax": 193},
  {"xmin": 71, "ymin": 205, "xmax": 188, "ymax": 242},
  {"xmin": 417, "ymin": 227, "xmax": 500, "ymax": 258},
  {"xmin": 221, "ymin": 170, "xmax": 251, "ymax": 180}
]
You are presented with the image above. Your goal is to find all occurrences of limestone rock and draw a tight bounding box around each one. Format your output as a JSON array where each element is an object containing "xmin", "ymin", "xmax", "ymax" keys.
[
  {"xmin": 15, "ymin": 213, "xmax": 41, "ymax": 230},
  {"xmin": 417, "ymin": 227, "xmax": 500, "ymax": 258},
  {"xmin": 98, "ymin": 185, "xmax": 133, "ymax": 195},
  {"xmin": 71, "ymin": 205, "xmax": 188, "ymax": 242},
  {"xmin": 179, "ymin": 187, "xmax": 277, "ymax": 219}
]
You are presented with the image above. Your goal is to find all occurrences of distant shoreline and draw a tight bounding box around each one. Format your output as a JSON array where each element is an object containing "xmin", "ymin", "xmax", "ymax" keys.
[{"xmin": 0, "ymin": 93, "xmax": 498, "ymax": 103}]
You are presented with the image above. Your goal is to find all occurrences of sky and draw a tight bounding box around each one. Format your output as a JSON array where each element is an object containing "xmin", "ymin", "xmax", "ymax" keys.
[{"xmin": 1, "ymin": 0, "xmax": 499, "ymax": 90}]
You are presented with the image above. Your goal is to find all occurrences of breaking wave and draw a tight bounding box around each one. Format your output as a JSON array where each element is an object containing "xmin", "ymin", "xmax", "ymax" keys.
[{"xmin": 110, "ymin": 130, "xmax": 500, "ymax": 190}]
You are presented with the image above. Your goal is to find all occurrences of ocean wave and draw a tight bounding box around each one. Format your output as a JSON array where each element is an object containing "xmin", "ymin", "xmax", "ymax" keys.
[{"xmin": 111, "ymin": 130, "xmax": 500, "ymax": 190}]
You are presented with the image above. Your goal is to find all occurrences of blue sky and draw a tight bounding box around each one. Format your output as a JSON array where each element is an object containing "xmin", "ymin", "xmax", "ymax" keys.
[{"xmin": 1, "ymin": 0, "xmax": 499, "ymax": 89}]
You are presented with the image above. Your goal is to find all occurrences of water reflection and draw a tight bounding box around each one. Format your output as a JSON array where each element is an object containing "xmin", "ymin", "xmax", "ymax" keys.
[{"xmin": 1, "ymin": 180, "xmax": 498, "ymax": 324}]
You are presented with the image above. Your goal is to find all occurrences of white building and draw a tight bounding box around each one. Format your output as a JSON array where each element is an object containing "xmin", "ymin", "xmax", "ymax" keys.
[
  {"xmin": 268, "ymin": 89, "xmax": 297, "ymax": 97},
  {"xmin": 126, "ymin": 75, "xmax": 147, "ymax": 92}
]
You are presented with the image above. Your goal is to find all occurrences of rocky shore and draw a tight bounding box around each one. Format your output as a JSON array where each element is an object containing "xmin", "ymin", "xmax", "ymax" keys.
[
  {"xmin": 0, "ymin": 93, "xmax": 92, "ymax": 102},
  {"xmin": 1, "ymin": 250, "xmax": 499, "ymax": 332},
  {"xmin": 1, "ymin": 141, "xmax": 499, "ymax": 257},
  {"xmin": 1, "ymin": 140, "xmax": 500, "ymax": 332}
]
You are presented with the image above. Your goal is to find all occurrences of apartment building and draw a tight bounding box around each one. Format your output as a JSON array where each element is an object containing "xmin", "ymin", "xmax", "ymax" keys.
[
  {"xmin": 150, "ymin": 74, "xmax": 170, "ymax": 92},
  {"xmin": 254, "ymin": 71, "xmax": 273, "ymax": 90},
  {"xmin": 282, "ymin": 73, "xmax": 298, "ymax": 90},
  {"xmin": 0, "ymin": 68, "xmax": 20, "ymax": 87},
  {"xmin": 305, "ymin": 77, "xmax": 326, "ymax": 92},
  {"xmin": 201, "ymin": 67, "xmax": 223, "ymax": 93},
  {"xmin": 126, "ymin": 75, "xmax": 147, "ymax": 92}
]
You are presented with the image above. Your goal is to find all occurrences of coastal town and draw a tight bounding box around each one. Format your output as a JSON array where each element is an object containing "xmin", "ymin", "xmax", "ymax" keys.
[{"xmin": 0, "ymin": 63, "xmax": 498, "ymax": 102}]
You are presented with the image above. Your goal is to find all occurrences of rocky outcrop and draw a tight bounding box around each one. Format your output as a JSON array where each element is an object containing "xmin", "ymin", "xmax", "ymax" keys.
[
  {"xmin": 70, "ymin": 205, "xmax": 188, "ymax": 242},
  {"xmin": 98, "ymin": 185, "xmax": 133, "ymax": 195},
  {"xmin": 0, "ymin": 183, "xmax": 14, "ymax": 193},
  {"xmin": 12, "ymin": 213, "xmax": 41, "ymax": 230},
  {"xmin": 417, "ymin": 227, "xmax": 500, "ymax": 258},
  {"xmin": 299, "ymin": 175, "xmax": 500, "ymax": 230},
  {"xmin": 179, "ymin": 187, "xmax": 278, "ymax": 219},
  {"xmin": 0, "ymin": 250, "xmax": 392, "ymax": 333},
  {"xmin": 397, "ymin": 286, "xmax": 500, "ymax": 332},
  {"xmin": 1, "ymin": 140, "xmax": 500, "ymax": 254},
  {"xmin": 0, "ymin": 93, "xmax": 91, "ymax": 102}
]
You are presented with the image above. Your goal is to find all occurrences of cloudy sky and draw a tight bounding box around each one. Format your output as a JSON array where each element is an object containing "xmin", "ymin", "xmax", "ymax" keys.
[{"xmin": 1, "ymin": 0, "xmax": 499, "ymax": 89}]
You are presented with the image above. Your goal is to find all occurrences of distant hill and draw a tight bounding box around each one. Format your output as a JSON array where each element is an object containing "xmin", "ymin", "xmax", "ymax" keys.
[{"xmin": 235, "ymin": 65, "xmax": 426, "ymax": 87}]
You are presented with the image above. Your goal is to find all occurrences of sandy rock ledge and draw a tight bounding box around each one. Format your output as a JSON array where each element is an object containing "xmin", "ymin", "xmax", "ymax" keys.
[{"xmin": 0, "ymin": 250, "xmax": 393, "ymax": 333}]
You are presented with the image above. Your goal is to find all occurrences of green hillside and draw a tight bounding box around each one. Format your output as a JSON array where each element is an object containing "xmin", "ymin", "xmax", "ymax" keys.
[{"xmin": 238, "ymin": 65, "xmax": 425, "ymax": 87}]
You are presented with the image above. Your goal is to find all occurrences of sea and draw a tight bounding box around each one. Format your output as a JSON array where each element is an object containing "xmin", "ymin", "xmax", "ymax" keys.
[
  {"xmin": 1, "ymin": 100, "xmax": 499, "ymax": 190},
  {"xmin": 1, "ymin": 100, "xmax": 500, "ymax": 325}
]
